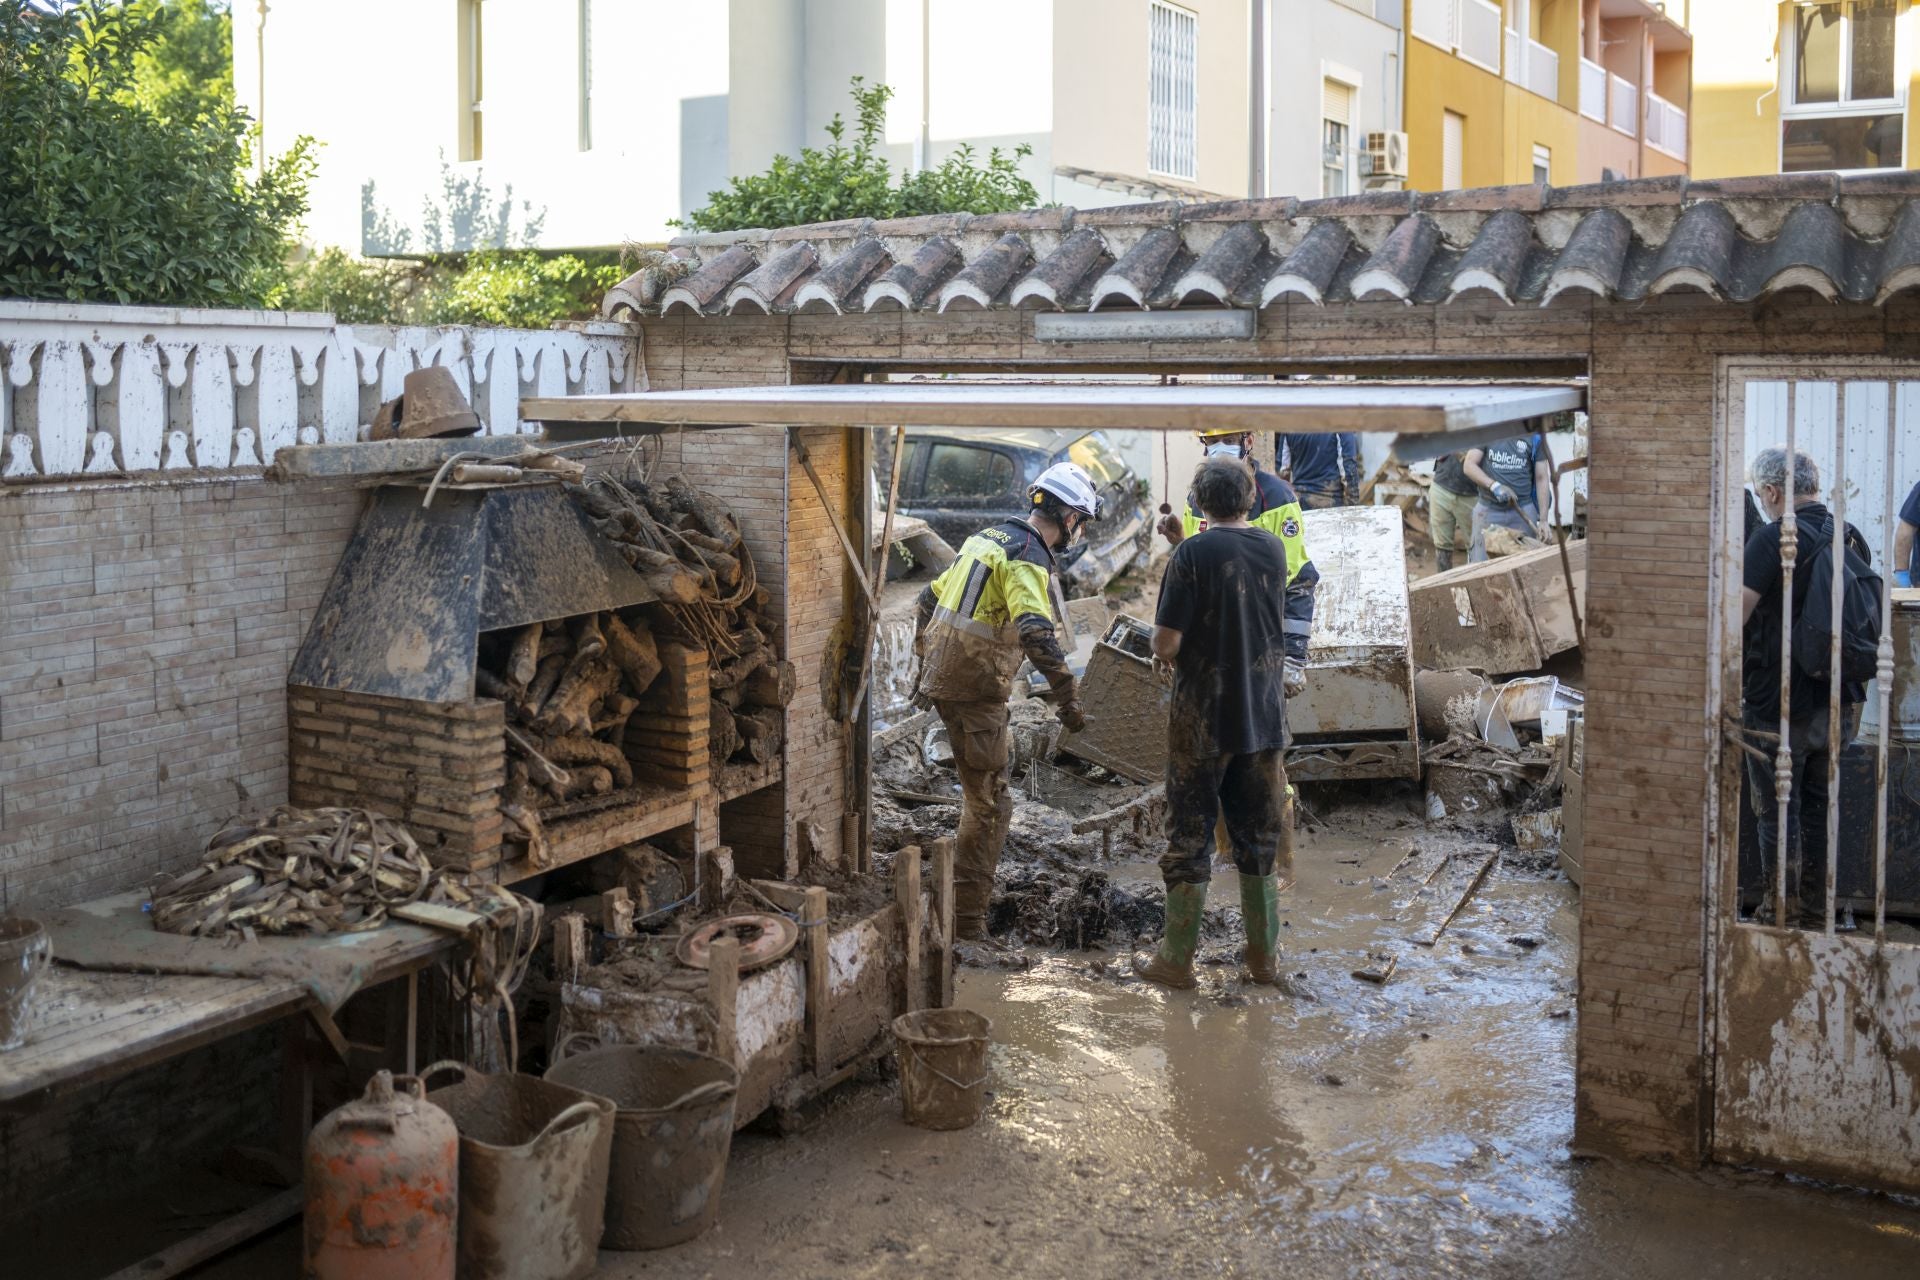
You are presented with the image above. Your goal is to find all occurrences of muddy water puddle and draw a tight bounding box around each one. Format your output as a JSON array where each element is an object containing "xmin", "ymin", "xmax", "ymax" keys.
[{"xmin": 581, "ymin": 828, "xmax": 1920, "ymax": 1279}]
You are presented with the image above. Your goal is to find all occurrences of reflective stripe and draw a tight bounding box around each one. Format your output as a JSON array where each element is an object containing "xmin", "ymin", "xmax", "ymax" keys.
[
  {"xmin": 957, "ymin": 559, "xmax": 991, "ymax": 620},
  {"xmin": 1283, "ymin": 617, "xmax": 1313, "ymax": 635},
  {"xmin": 928, "ymin": 603, "xmax": 995, "ymax": 640}
]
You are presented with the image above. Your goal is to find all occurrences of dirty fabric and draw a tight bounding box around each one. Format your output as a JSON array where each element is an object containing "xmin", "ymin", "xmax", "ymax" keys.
[
  {"xmin": 936, "ymin": 698, "xmax": 1015, "ymax": 938},
  {"xmin": 916, "ymin": 519, "xmax": 1061, "ymax": 705},
  {"xmin": 1429, "ymin": 483, "xmax": 1475, "ymax": 558},
  {"xmin": 1156, "ymin": 527, "xmax": 1291, "ymax": 758},
  {"xmin": 1161, "ymin": 749, "xmax": 1289, "ymax": 886},
  {"xmin": 40, "ymin": 892, "xmax": 445, "ymax": 1012},
  {"xmin": 1742, "ymin": 703, "xmax": 1859, "ymax": 916}
]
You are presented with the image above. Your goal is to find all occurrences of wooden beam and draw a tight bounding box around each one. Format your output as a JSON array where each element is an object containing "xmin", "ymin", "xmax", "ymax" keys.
[
  {"xmin": 102, "ymin": 1187, "xmax": 304, "ymax": 1280},
  {"xmin": 789, "ymin": 434, "xmax": 877, "ymax": 614},
  {"xmin": 801, "ymin": 886, "xmax": 830, "ymax": 1074},
  {"xmin": 895, "ymin": 845, "xmax": 924, "ymax": 1016},
  {"xmin": 931, "ymin": 838, "xmax": 955, "ymax": 1008},
  {"xmin": 707, "ymin": 935, "xmax": 741, "ymax": 1068}
]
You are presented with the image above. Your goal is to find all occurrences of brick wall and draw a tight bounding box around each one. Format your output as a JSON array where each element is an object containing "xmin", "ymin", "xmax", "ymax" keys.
[{"xmin": 0, "ymin": 476, "xmax": 362, "ymax": 910}]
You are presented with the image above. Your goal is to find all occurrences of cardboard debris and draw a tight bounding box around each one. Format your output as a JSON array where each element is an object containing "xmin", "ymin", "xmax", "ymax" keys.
[{"xmin": 1410, "ymin": 540, "xmax": 1586, "ymax": 675}]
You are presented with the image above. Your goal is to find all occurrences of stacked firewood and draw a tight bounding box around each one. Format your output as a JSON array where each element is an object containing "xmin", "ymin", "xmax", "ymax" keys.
[
  {"xmin": 475, "ymin": 608, "xmax": 665, "ymax": 863},
  {"xmin": 572, "ymin": 474, "xmax": 794, "ymax": 770}
]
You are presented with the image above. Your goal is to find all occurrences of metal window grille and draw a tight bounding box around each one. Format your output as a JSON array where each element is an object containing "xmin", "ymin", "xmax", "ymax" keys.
[{"xmin": 1149, "ymin": 1, "xmax": 1198, "ymax": 180}]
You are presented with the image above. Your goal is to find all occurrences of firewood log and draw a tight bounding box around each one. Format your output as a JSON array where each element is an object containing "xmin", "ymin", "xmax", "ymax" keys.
[
  {"xmin": 666, "ymin": 476, "xmax": 741, "ymax": 546},
  {"xmin": 711, "ymin": 643, "xmax": 769, "ymax": 691},
  {"xmin": 505, "ymin": 726, "xmax": 572, "ymax": 793},
  {"xmin": 538, "ymin": 656, "xmax": 620, "ymax": 736},
  {"xmin": 507, "ymin": 623, "xmax": 542, "ymax": 687},
  {"xmin": 526, "ymin": 652, "xmax": 568, "ymax": 710},
  {"xmin": 538, "ymin": 632, "xmax": 572, "ymax": 660},
  {"xmin": 571, "ymin": 613, "xmax": 607, "ymax": 665},
  {"xmin": 604, "ymin": 613, "xmax": 662, "ymax": 693},
  {"xmin": 644, "ymin": 565, "xmax": 706, "ymax": 605},
  {"xmin": 681, "ymin": 542, "xmax": 741, "ymax": 592},
  {"xmin": 561, "ymin": 765, "xmax": 614, "ymax": 798},
  {"xmin": 709, "ymin": 700, "xmax": 742, "ymax": 764},
  {"xmin": 574, "ymin": 490, "xmax": 619, "ymax": 520},
  {"xmin": 544, "ymin": 734, "xmax": 635, "ymax": 788},
  {"xmin": 741, "ymin": 660, "xmax": 796, "ymax": 708},
  {"xmin": 735, "ymin": 708, "xmax": 783, "ymax": 764},
  {"xmin": 593, "ymin": 693, "xmax": 640, "ymax": 743}
]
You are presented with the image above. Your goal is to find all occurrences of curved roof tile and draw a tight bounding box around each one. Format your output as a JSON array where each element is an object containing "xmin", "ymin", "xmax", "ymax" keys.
[{"xmin": 623, "ymin": 174, "xmax": 1920, "ymax": 317}]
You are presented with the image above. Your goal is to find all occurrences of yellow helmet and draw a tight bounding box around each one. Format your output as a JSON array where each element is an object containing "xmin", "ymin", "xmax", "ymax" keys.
[{"xmin": 1197, "ymin": 427, "xmax": 1246, "ymax": 442}]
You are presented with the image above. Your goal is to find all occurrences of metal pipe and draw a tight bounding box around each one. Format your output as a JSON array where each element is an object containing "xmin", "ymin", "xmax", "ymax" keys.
[
  {"xmin": 1875, "ymin": 387, "xmax": 1898, "ymax": 942},
  {"xmin": 1825, "ymin": 387, "xmax": 1847, "ymax": 934},
  {"xmin": 1776, "ymin": 382, "xmax": 1797, "ymax": 927},
  {"xmin": 1248, "ymin": 0, "xmax": 1268, "ymax": 198}
]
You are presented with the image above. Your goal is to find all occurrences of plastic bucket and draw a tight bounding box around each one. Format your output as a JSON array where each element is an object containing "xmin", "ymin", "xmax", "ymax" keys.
[
  {"xmin": 543, "ymin": 1038, "xmax": 739, "ymax": 1251},
  {"xmin": 423, "ymin": 1061, "xmax": 614, "ymax": 1280},
  {"xmin": 893, "ymin": 1008, "xmax": 992, "ymax": 1131}
]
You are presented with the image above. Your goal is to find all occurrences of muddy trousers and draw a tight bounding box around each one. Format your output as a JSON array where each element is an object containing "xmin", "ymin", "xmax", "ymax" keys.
[
  {"xmin": 935, "ymin": 699, "xmax": 1013, "ymax": 940},
  {"xmin": 1161, "ymin": 749, "xmax": 1291, "ymax": 886},
  {"xmin": 1744, "ymin": 703, "xmax": 1859, "ymax": 921},
  {"xmin": 1428, "ymin": 485, "xmax": 1476, "ymax": 569}
]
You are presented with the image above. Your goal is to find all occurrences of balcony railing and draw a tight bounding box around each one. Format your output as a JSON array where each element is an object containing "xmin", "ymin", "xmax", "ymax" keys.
[
  {"xmin": 1460, "ymin": 0, "xmax": 1502, "ymax": 72},
  {"xmin": 1505, "ymin": 27, "xmax": 1521, "ymax": 82},
  {"xmin": 1526, "ymin": 39, "xmax": 1559, "ymax": 102},
  {"xmin": 1610, "ymin": 72, "xmax": 1638, "ymax": 137},
  {"xmin": 1579, "ymin": 57, "xmax": 1607, "ymax": 122},
  {"xmin": 1646, "ymin": 90, "xmax": 1688, "ymax": 160}
]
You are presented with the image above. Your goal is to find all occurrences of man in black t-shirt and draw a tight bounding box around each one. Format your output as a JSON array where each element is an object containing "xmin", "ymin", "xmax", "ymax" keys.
[
  {"xmin": 1135, "ymin": 456, "xmax": 1292, "ymax": 989},
  {"xmin": 1741, "ymin": 447, "xmax": 1865, "ymax": 928}
]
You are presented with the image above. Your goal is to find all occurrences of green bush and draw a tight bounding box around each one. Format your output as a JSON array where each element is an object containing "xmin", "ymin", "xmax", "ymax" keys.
[
  {"xmin": 678, "ymin": 78, "xmax": 1038, "ymax": 233},
  {"xmin": 0, "ymin": 0, "xmax": 313, "ymax": 308},
  {"xmin": 277, "ymin": 247, "xmax": 625, "ymax": 330}
]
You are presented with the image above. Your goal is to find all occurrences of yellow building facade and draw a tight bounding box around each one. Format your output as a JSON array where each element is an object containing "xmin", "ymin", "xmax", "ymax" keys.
[
  {"xmin": 1404, "ymin": 0, "xmax": 1691, "ymax": 192},
  {"xmin": 1692, "ymin": 0, "xmax": 1916, "ymax": 180}
]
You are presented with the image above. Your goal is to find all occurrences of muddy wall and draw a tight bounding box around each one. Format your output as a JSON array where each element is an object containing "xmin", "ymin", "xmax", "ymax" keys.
[{"xmin": 634, "ymin": 291, "xmax": 1920, "ymax": 1168}]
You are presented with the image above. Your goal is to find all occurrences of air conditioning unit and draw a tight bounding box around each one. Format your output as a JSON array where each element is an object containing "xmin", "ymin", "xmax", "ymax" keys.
[{"xmin": 1365, "ymin": 131, "xmax": 1409, "ymax": 178}]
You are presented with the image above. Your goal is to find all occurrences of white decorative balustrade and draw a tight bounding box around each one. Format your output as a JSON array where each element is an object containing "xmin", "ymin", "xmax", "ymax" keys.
[
  {"xmin": 1646, "ymin": 90, "xmax": 1688, "ymax": 160},
  {"xmin": 1579, "ymin": 57, "xmax": 1607, "ymax": 122},
  {"xmin": 0, "ymin": 300, "xmax": 639, "ymax": 481},
  {"xmin": 1526, "ymin": 40, "xmax": 1558, "ymax": 103},
  {"xmin": 1459, "ymin": 0, "xmax": 1502, "ymax": 72}
]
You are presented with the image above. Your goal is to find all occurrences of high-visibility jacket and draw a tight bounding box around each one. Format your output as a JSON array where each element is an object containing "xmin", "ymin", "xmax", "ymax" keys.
[
  {"xmin": 1180, "ymin": 467, "xmax": 1319, "ymax": 662},
  {"xmin": 914, "ymin": 518, "xmax": 1074, "ymax": 704}
]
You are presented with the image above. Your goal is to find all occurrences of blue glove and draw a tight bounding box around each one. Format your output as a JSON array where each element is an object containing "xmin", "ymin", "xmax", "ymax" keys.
[{"xmin": 1898, "ymin": 570, "xmax": 1913, "ymax": 589}]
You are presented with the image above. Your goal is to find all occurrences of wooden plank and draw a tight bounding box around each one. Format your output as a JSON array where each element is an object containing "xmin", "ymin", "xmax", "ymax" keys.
[
  {"xmin": 265, "ymin": 434, "xmax": 530, "ymax": 480},
  {"xmin": 102, "ymin": 1187, "xmax": 306, "ymax": 1280},
  {"xmin": 802, "ymin": 886, "xmax": 830, "ymax": 1073},
  {"xmin": 707, "ymin": 936, "xmax": 741, "ymax": 1068},
  {"xmin": 894, "ymin": 845, "xmax": 924, "ymax": 1016},
  {"xmin": 931, "ymin": 838, "xmax": 955, "ymax": 1008}
]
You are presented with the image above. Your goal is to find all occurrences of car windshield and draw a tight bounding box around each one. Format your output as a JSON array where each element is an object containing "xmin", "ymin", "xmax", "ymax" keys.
[
  {"xmin": 1065, "ymin": 432, "xmax": 1125, "ymax": 488},
  {"xmin": 923, "ymin": 443, "xmax": 1015, "ymax": 499}
]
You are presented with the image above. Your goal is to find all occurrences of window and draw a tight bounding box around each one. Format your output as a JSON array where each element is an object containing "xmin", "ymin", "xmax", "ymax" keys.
[
  {"xmin": 1443, "ymin": 110, "xmax": 1465, "ymax": 189},
  {"xmin": 1783, "ymin": 0, "xmax": 1905, "ymax": 171},
  {"xmin": 462, "ymin": 0, "xmax": 485, "ymax": 160},
  {"xmin": 923, "ymin": 445, "xmax": 1015, "ymax": 501},
  {"xmin": 1066, "ymin": 433, "xmax": 1126, "ymax": 490},
  {"xmin": 1532, "ymin": 142, "xmax": 1551, "ymax": 185},
  {"xmin": 1322, "ymin": 79, "xmax": 1354, "ymax": 197},
  {"xmin": 1149, "ymin": 1, "xmax": 1198, "ymax": 179}
]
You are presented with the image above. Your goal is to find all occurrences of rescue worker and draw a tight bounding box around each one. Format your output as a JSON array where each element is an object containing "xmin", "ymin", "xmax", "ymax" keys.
[
  {"xmin": 1158, "ymin": 428, "xmax": 1318, "ymax": 695},
  {"xmin": 1137, "ymin": 455, "xmax": 1295, "ymax": 988},
  {"xmin": 914, "ymin": 462, "xmax": 1097, "ymax": 950},
  {"xmin": 1277, "ymin": 431, "xmax": 1364, "ymax": 508},
  {"xmin": 1429, "ymin": 451, "xmax": 1480, "ymax": 572},
  {"xmin": 1463, "ymin": 432, "xmax": 1553, "ymax": 562}
]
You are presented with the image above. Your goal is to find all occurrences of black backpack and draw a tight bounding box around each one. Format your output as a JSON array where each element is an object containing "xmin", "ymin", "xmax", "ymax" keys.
[{"xmin": 1790, "ymin": 521, "xmax": 1883, "ymax": 686}]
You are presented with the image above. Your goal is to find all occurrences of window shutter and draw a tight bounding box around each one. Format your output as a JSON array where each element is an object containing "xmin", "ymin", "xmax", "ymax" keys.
[
  {"xmin": 1442, "ymin": 110, "xmax": 1465, "ymax": 189},
  {"xmin": 1322, "ymin": 78, "xmax": 1353, "ymax": 126}
]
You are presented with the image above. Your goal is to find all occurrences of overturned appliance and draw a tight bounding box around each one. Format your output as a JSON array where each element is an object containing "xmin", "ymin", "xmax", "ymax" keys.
[
  {"xmin": 1286, "ymin": 506, "xmax": 1421, "ymax": 783},
  {"xmin": 287, "ymin": 482, "xmax": 711, "ymax": 879}
]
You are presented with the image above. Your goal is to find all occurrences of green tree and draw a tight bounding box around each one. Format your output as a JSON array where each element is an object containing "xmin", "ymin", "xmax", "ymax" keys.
[
  {"xmin": 129, "ymin": 0, "xmax": 234, "ymax": 123},
  {"xmin": 0, "ymin": 0, "xmax": 312, "ymax": 308},
  {"xmin": 678, "ymin": 78, "xmax": 1038, "ymax": 233}
]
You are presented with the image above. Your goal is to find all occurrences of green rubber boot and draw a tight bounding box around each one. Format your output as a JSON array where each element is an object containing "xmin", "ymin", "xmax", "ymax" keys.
[
  {"xmin": 1239, "ymin": 872, "xmax": 1282, "ymax": 985},
  {"xmin": 1132, "ymin": 882, "xmax": 1207, "ymax": 989}
]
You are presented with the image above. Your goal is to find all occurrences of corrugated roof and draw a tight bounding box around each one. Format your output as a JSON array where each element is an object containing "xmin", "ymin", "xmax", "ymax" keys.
[{"xmin": 603, "ymin": 173, "xmax": 1920, "ymax": 318}]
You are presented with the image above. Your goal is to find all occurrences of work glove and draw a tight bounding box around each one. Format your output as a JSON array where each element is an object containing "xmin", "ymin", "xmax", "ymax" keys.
[
  {"xmin": 1057, "ymin": 700, "xmax": 1089, "ymax": 734},
  {"xmin": 1487, "ymin": 481, "xmax": 1515, "ymax": 507},
  {"xmin": 1898, "ymin": 570, "xmax": 1914, "ymax": 589},
  {"xmin": 1282, "ymin": 657, "xmax": 1308, "ymax": 697}
]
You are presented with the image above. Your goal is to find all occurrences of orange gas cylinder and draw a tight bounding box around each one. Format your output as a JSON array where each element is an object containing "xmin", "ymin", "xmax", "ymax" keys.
[{"xmin": 304, "ymin": 1070, "xmax": 458, "ymax": 1280}]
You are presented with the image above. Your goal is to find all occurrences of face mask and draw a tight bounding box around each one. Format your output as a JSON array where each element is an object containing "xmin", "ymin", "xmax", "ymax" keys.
[{"xmin": 1206, "ymin": 441, "xmax": 1244, "ymax": 459}]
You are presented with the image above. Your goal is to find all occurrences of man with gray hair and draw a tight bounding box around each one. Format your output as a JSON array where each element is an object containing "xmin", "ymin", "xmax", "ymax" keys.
[{"xmin": 1740, "ymin": 447, "xmax": 1868, "ymax": 927}]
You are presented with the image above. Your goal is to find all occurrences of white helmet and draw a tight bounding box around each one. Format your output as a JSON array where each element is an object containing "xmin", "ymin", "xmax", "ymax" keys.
[{"xmin": 1029, "ymin": 461, "xmax": 1100, "ymax": 521}]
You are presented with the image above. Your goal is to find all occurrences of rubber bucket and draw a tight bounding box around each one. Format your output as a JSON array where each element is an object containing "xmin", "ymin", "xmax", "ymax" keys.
[
  {"xmin": 423, "ymin": 1061, "xmax": 614, "ymax": 1280},
  {"xmin": 893, "ymin": 1008, "xmax": 992, "ymax": 1131},
  {"xmin": 543, "ymin": 1038, "xmax": 739, "ymax": 1250}
]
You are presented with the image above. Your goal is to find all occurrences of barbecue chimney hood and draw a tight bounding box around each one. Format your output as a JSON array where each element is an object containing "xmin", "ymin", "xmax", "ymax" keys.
[{"xmin": 290, "ymin": 482, "xmax": 656, "ymax": 703}]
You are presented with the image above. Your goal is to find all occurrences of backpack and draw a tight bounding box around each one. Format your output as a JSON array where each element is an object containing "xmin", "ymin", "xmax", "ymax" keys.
[{"xmin": 1790, "ymin": 522, "xmax": 1883, "ymax": 686}]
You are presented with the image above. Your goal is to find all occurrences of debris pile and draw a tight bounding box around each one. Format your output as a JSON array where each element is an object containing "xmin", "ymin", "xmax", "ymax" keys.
[{"xmin": 150, "ymin": 805, "xmax": 473, "ymax": 938}]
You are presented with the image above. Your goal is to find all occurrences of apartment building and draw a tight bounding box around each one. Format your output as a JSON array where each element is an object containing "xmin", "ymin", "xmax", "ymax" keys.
[
  {"xmin": 1691, "ymin": 0, "xmax": 1913, "ymax": 179},
  {"xmin": 1403, "ymin": 0, "xmax": 1691, "ymax": 190}
]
